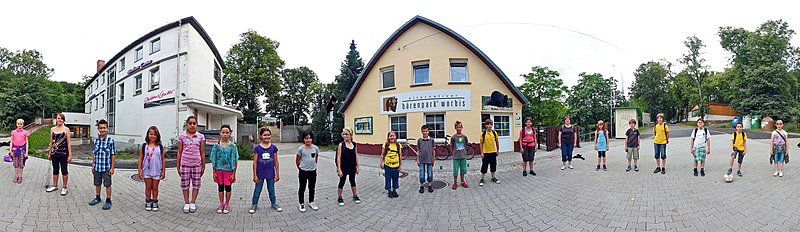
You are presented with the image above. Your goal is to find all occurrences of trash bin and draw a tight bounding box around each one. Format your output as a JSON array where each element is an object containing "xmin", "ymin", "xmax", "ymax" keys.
[
  {"xmin": 751, "ymin": 116, "xmax": 761, "ymax": 130},
  {"xmin": 743, "ymin": 116, "xmax": 751, "ymax": 129}
]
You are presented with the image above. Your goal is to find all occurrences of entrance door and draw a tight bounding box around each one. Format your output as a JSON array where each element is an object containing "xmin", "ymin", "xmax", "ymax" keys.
[{"xmin": 481, "ymin": 113, "xmax": 513, "ymax": 152}]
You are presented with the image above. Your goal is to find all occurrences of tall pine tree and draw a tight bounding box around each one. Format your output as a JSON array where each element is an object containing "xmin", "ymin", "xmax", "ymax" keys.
[{"xmin": 332, "ymin": 40, "xmax": 364, "ymax": 144}]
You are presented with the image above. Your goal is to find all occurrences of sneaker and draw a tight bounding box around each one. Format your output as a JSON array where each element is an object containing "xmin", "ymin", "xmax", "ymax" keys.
[
  {"xmin": 774, "ymin": 171, "xmax": 779, "ymax": 177},
  {"xmin": 309, "ymin": 202, "xmax": 319, "ymax": 211},
  {"xmin": 189, "ymin": 203, "xmax": 197, "ymax": 213},
  {"xmin": 596, "ymin": 165, "xmax": 600, "ymax": 171},
  {"xmin": 523, "ymin": 170, "xmax": 528, "ymax": 176},
  {"xmin": 427, "ymin": 186, "xmax": 433, "ymax": 193},
  {"xmin": 60, "ymin": 188, "xmax": 68, "ymax": 196},
  {"xmin": 727, "ymin": 168, "xmax": 733, "ymax": 175},
  {"xmin": 152, "ymin": 201, "xmax": 159, "ymax": 212},
  {"xmin": 388, "ymin": 191, "xmax": 393, "ymax": 198},
  {"xmin": 479, "ymin": 179, "xmax": 485, "ymax": 186},
  {"xmin": 249, "ymin": 205, "xmax": 258, "ymax": 214},
  {"xmin": 353, "ymin": 196, "xmax": 361, "ymax": 204},
  {"xmin": 217, "ymin": 205, "xmax": 224, "ymax": 214},
  {"xmin": 183, "ymin": 204, "xmax": 190, "ymax": 213},
  {"xmin": 737, "ymin": 170, "xmax": 743, "ymax": 177},
  {"xmin": 338, "ymin": 197, "xmax": 345, "ymax": 206},
  {"xmin": 46, "ymin": 186, "xmax": 58, "ymax": 192},
  {"xmin": 419, "ymin": 186, "xmax": 424, "ymax": 194},
  {"xmin": 491, "ymin": 177, "xmax": 500, "ymax": 184},
  {"xmin": 102, "ymin": 201, "xmax": 112, "ymax": 210},
  {"xmin": 694, "ymin": 169, "xmax": 698, "ymax": 176},
  {"xmin": 392, "ymin": 190, "xmax": 399, "ymax": 198},
  {"xmin": 634, "ymin": 166, "xmax": 639, "ymax": 172},
  {"xmin": 89, "ymin": 198, "xmax": 102, "ymax": 206},
  {"xmin": 223, "ymin": 205, "xmax": 230, "ymax": 214},
  {"xmin": 779, "ymin": 172, "xmax": 784, "ymax": 177},
  {"xmin": 654, "ymin": 167, "xmax": 661, "ymax": 173},
  {"xmin": 299, "ymin": 203, "xmax": 306, "ymax": 213},
  {"xmin": 272, "ymin": 204, "xmax": 283, "ymax": 212},
  {"xmin": 18, "ymin": 176, "xmax": 23, "ymax": 184},
  {"xmin": 145, "ymin": 201, "xmax": 152, "ymax": 211},
  {"xmin": 561, "ymin": 166, "xmax": 566, "ymax": 170},
  {"xmin": 626, "ymin": 166, "xmax": 631, "ymax": 172},
  {"xmin": 603, "ymin": 165, "xmax": 607, "ymax": 171},
  {"xmin": 452, "ymin": 184, "xmax": 458, "ymax": 190},
  {"xmin": 661, "ymin": 168, "xmax": 666, "ymax": 174},
  {"xmin": 461, "ymin": 182, "xmax": 469, "ymax": 188},
  {"xmin": 569, "ymin": 165, "xmax": 574, "ymax": 169},
  {"xmin": 530, "ymin": 170, "xmax": 535, "ymax": 176},
  {"xmin": 700, "ymin": 169, "xmax": 705, "ymax": 177}
]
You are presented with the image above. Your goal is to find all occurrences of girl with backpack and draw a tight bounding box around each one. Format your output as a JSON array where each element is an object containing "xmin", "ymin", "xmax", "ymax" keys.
[
  {"xmin": 380, "ymin": 131, "xmax": 402, "ymax": 198},
  {"xmin": 519, "ymin": 117, "xmax": 537, "ymax": 176},
  {"xmin": 138, "ymin": 126, "xmax": 166, "ymax": 212},
  {"xmin": 594, "ymin": 120, "xmax": 609, "ymax": 171},
  {"xmin": 771, "ymin": 120, "xmax": 789, "ymax": 177},
  {"xmin": 558, "ymin": 116, "xmax": 578, "ymax": 170}
]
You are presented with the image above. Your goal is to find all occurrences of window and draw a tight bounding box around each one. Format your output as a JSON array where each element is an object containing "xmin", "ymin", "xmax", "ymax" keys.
[
  {"xmin": 450, "ymin": 59, "xmax": 468, "ymax": 82},
  {"xmin": 214, "ymin": 86, "xmax": 222, "ymax": 105},
  {"xmin": 494, "ymin": 115, "xmax": 511, "ymax": 136},
  {"xmin": 134, "ymin": 75, "xmax": 142, "ymax": 95},
  {"xmin": 214, "ymin": 62, "xmax": 222, "ymax": 84},
  {"xmin": 94, "ymin": 98, "xmax": 98, "ymax": 111},
  {"xmin": 101, "ymin": 94, "xmax": 104, "ymax": 109},
  {"xmin": 390, "ymin": 115, "xmax": 407, "ymax": 140},
  {"xmin": 118, "ymin": 83, "xmax": 125, "ymax": 101},
  {"xmin": 150, "ymin": 38, "xmax": 161, "ymax": 54},
  {"xmin": 381, "ymin": 67, "xmax": 395, "ymax": 89},
  {"xmin": 107, "ymin": 66, "xmax": 116, "ymax": 84},
  {"xmin": 413, "ymin": 61, "xmax": 430, "ymax": 84},
  {"xmin": 149, "ymin": 67, "xmax": 160, "ymax": 90},
  {"xmin": 135, "ymin": 46, "xmax": 143, "ymax": 61},
  {"xmin": 425, "ymin": 113, "xmax": 446, "ymax": 139},
  {"xmin": 88, "ymin": 102, "xmax": 92, "ymax": 113},
  {"xmin": 118, "ymin": 58, "xmax": 125, "ymax": 72},
  {"xmin": 108, "ymin": 113, "xmax": 115, "ymax": 134},
  {"xmin": 100, "ymin": 74, "xmax": 104, "ymax": 86}
]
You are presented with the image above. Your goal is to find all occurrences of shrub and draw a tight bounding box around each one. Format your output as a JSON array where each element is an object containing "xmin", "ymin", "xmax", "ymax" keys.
[{"xmin": 237, "ymin": 142, "xmax": 254, "ymax": 160}]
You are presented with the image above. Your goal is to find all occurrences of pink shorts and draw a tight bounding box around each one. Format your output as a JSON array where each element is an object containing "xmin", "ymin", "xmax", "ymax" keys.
[
  {"xmin": 180, "ymin": 165, "xmax": 202, "ymax": 190},
  {"xmin": 214, "ymin": 170, "xmax": 233, "ymax": 186}
]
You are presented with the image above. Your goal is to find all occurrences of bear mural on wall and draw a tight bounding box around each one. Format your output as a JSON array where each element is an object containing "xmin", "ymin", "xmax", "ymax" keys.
[{"xmin": 384, "ymin": 96, "xmax": 398, "ymax": 112}]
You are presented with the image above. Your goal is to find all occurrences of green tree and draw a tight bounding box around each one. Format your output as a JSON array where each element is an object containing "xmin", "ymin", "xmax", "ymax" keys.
[
  {"xmin": 679, "ymin": 36, "xmax": 711, "ymax": 117},
  {"xmin": 566, "ymin": 72, "xmax": 625, "ymax": 129},
  {"xmin": 277, "ymin": 67, "xmax": 319, "ymax": 125},
  {"xmin": 630, "ymin": 61, "xmax": 672, "ymax": 121},
  {"xmin": 517, "ymin": 66, "xmax": 567, "ymax": 126},
  {"xmin": 719, "ymin": 20, "xmax": 797, "ymax": 118},
  {"xmin": 310, "ymin": 82, "xmax": 337, "ymax": 146},
  {"xmin": 222, "ymin": 30, "xmax": 285, "ymax": 123},
  {"xmin": 0, "ymin": 48, "xmax": 55, "ymax": 130},
  {"xmin": 332, "ymin": 40, "xmax": 364, "ymax": 144}
]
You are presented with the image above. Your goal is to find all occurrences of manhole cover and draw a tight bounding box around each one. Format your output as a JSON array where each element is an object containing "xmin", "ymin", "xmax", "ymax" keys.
[
  {"xmin": 380, "ymin": 171, "xmax": 410, "ymax": 178},
  {"xmin": 431, "ymin": 180, "xmax": 448, "ymax": 190},
  {"xmin": 131, "ymin": 174, "xmax": 143, "ymax": 182}
]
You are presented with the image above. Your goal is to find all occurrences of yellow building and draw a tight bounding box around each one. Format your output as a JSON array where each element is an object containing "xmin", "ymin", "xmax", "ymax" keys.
[{"xmin": 339, "ymin": 16, "xmax": 529, "ymax": 154}]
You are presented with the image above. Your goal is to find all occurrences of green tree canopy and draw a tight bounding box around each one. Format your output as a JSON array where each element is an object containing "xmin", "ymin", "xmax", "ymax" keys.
[
  {"xmin": 566, "ymin": 72, "xmax": 624, "ymax": 129},
  {"xmin": 517, "ymin": 66, "xmax": 567, "ymax": 126},
  {"xmin": 630, "ymin": 61, "xmax": 672, "ymax": 121},
  {"xmin": 331, "ymin": 40, "xmax": 364, "ymax": 144},
  {"xmin": 277, "ymin": 66, "xmax": 319, "ymax": 125},
  {"xmin": 679, "ymin": 36, "xmax": 711, "ymax": 117},
  {"xmin": 222, "ymin": 30, "xmax": 285, "ymax": 123}
]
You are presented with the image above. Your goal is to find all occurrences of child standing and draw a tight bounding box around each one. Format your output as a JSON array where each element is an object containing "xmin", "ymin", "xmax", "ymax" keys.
[
  {"xmin": 380, "ymin": 131, "xmax": 402, "ymax": 198},
  {"xmin": 771, "ymin": 120, "xmax": 789, "ymax": 177},
  {"xmin": 177, "ymin": 116, "xmax": 206, "ymax": 213},
  {"xmin": 210, "ymin": 125, "xmax": 239, "ymax": 214},
  {"xmin": 250, "ymin": 127, "xmax": 283, "ymax": 213},
  {"xmin": 480, "ymin": 118, "xmax": 500, "ymax": 186},
  {"xmin": 519, "ymin": 118, "xmax": 537, "ymax": 176},
  {"xmin": 653, "ymin": 113, "xmax": 670, "ymax": 174},
  {"xmin": 451, "ymin": 121, "xmax": 470, "ymax": 190},
  {"xmin": 417, "ymin": 125, "xmax": 435, "ymax": 193},
  {"xmin": 690, "ymin": 118, "xmax": 711, "ymax": 177},
  {"xmin": 728, "ymin": 122, "xmax": 747, "ymax": 177},
  {"xmin": 336, "ymin": 128, "xmax": 360, "ymax": 206},
  {"xmin": 10, "ymin": 119, "xmax": 29, "ymax": 183},
  {"xmin": 138, "ymin": 126, "xmax": 166, "ymax": 212},
  {"xmin": 625, "ymin": 119, "xmax": 641, "ymax": 172},
  {"xmin": 296, "ymin": 131, "xmax": 320, "ymax": 212},
  {"xmin": 558, "ymin": 116, "xmax": 577, "ymax": 170},
  {"xmin": 594, "ymin": 120, "xmax": 609, "ymax": 171},
  {"xmin": 47, "ymin": 113, "xmax": 72, "ymax": 195},
  {"xmin": 88, "ymin": 119, "xmax": 116, "ymax": 210}
]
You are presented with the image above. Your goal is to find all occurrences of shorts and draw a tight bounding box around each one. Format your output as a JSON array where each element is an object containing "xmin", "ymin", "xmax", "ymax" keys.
[
  {"xmin": 597, "ymin": 151, "xmax": 607, "ymax": 158},
  {"xmin": 626, "ymin": 147, "xmax": 639, "ymax": 160},
  {"xmin": 731, "ymin": 148, "xmax": 744, "ymax": 164},
  {"xmin": 180, "ymin": 165, "xmax": 202, "ymax": 190},
  {"xmin": 481, "ymin": 153, "xmax": 497, "ymax": 174},
  {"xmin": 693, "ymin": 147, "xmax": 707, "ymax": 162},
  {"xmin": 522, "ymin": 146, "xmax": 535, "ymax": 161},
  {"xmin": 453, "ymin": 158, "xmax": 467, "ymax": 176},
  {"xmin": 93, "ymin": 171, "xmax": 112, "ymax": 187},
  {"xmin": 773, "ymin": 147, "xmax": 786, "ymax": 163},
  {"xmin": 12, "ymin": 145, "xmax": 27, "ymax": 168},
  {"xmin": 51, "ymin": 156, "xmax": 69, "ymax": 175},
  {"xmin": 143, "ymin": 175, "xmax": 161, "ymax": 180},
  {"xmin": 654, "ymin": 144, "xmax": 667, "ymax": 159},
  {"xmin": 214, "ymin": 170, "xmax": 233, "ymax": 186}
]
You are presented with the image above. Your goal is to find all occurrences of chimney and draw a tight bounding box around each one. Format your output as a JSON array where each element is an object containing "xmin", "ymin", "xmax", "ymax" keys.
[{"xmin": 96, "ymin": 60, "xmax": 106, "ymax": 73}]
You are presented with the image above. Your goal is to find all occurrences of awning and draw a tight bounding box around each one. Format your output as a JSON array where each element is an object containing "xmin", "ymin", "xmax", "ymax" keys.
[{"xmin": 182, "ymin": 98, "xmax": 243, "ymax": 119}]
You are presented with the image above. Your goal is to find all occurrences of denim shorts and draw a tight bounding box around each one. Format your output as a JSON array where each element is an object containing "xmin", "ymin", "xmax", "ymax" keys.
[{"xmin": 654, "ymin": 144, "xmax": 667, "ymax": 159}]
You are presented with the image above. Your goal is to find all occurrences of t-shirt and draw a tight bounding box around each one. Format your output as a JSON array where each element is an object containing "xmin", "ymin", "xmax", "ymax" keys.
[
  {"xmin": 596, "ymin": 130, "xmax": 607, "ymax": 151},
  {"xmin": 731, "ymin": 132, "xmax": 747, "ymax": 151},
  {"xmin": 178, "ymin": 132, "xmax": 205, "ymax": 167},
  {"xmin": 772, "ymin": 130, "xmax": 788, "ymax": 146},
  {"xmin": 654, "ymin": 123, "xmax": 670, "ymax": 145},
  {"xmin": 253, "ymin": 144, "xmax": 278, "ymax": 179},
  {"xmin": 625, "ymin": 128, "xmax": 640, "ymax": 148},
  {"xmin": 691, "ymin": 128, "xmax": 709, "ymax": 148},
  {"xmin": 481, "ymin": 130, "xmax": 498, "ymax": 153},
  {"xmin": 383, "ymin": 143, "xmax": 401, "ymax": 168},
  {"xmin": 141, "ymin": 144, "xmax": 163, "ymax": 177},
  {"xmin": 417, "ymin": 137, "xmax": 435, "ymax": 164},
  {"xmin": 560, "ymin": 126, "xmax": 576, "ymax": 145},
  {"xmin": 210, "ymin": 142, "xmax": 239, "ymax": 172},
  {"xmin": 297, "ymin": 145, "xmax": 320, "ymax": 171},
  {"xmin": 451, "ymin": 134, "xmax": 469, "ymax": 159},
  {"xmin": 10, "ymin": 129, "xmax": 28, "ymax": 147}
]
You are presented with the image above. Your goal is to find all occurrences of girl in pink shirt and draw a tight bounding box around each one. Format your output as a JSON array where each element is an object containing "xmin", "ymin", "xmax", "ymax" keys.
[{"xmin": 10, "ymin": 119, "xmax": 29, "ymax": 183}]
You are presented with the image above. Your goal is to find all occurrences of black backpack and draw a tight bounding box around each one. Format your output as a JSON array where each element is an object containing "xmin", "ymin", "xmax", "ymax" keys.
[
  {"xmin": 733, "ymin": 132, "xmax": 747, "ymax": 143},
  {"xmin": 482, "ymin": 130, "xmax": 498, "ymax": 143},
  {"xmin": 692, "ymin": 128, "xmax": 709, "ymax": 141}
]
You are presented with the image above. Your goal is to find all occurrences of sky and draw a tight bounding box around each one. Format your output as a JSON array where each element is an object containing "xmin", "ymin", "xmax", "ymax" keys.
[{"xmin": 2, "ymin": 0, "xmax": 799, "ymax": 95}]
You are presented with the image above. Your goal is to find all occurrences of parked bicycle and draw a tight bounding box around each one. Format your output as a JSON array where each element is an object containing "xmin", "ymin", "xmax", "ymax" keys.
[
  {"xmin": 434, "ymin": 135, "xmax": 476, "ymax": 160},
  {"xmin": 398, "ymin": 138, "xmax": 418, "ymax": 160}
]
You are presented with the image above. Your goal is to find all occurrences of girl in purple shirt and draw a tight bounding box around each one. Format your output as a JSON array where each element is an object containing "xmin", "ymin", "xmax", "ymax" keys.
[{"xmin": 249, "ymin": 127, "xmax": 283, "ymax": 214}]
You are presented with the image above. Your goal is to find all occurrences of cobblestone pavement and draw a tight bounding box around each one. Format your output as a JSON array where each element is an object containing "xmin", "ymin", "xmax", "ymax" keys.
[{"xmin": 0, "ymin": 135, "xmax": 798, "ymax": 231}]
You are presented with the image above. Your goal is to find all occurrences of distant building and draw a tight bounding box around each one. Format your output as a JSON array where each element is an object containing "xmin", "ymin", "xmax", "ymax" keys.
[{"xmin": 689, "ymin": 102, "xmax": 737, "ymax": 121}]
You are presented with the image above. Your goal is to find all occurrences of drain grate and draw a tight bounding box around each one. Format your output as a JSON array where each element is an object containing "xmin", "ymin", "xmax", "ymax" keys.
[
  {"xmin": 381, "ymin": 171, "xmax": 410, "ymax": 178},
  {"xmin": 430, "ymin": 180, "xmax": 448, "ymax": 190},
  {"xmin": 131, "ymin": 174, "xmax": 143, "ymax": 182}
]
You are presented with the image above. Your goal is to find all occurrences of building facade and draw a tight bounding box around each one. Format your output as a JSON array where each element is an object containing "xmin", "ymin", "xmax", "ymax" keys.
[
  {"xmin": 84, "ymin": 16, "xmax": 241, "ymax": 148},
  {"xmin": 339, "ymin": 16, "xmax": 529, "ymax": 155}
]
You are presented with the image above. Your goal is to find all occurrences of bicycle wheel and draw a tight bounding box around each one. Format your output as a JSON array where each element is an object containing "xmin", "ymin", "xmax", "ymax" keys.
[
  {"xmin": 401, "ymin": 146, "xmax": 409, "ymax": 160},
  {"xmin": 466, "ymin": 145, "xmax": 477, "ymax": 160},
  {"xmin": 434, "ymin": 145, "xmax": 451, "ymax": 160}
]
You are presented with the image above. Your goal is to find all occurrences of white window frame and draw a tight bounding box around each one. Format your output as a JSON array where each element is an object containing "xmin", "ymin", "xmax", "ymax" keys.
[
  {"xmin": 412, "ymin": 61, "xmax": 430, "ymax": 85},
  {"xmin": 135, "ymin": 46, "xmax": 144, "ymax": 61},
  {"xmin": 118, "ymin": 83, "xmax": 125, "ymax": 102},
  {"xmin": 94, "ymin": 98, "xmax": 98, "ymax": 111},
  {"xmin": 149, "ymin": 67, "xmax": 160, "ymax": 91},
  {"xmin": 424, "ymin": 113, "xmax": 446, "ymax": 139},
  {"xmin": 449, "ymin": 59, "xmax": 468, "ymax": 83},
  {"xmin": 101, "ymin": 94, "xmax": 104, "ymax": 109},
  {"xmin": 380, "ymin": 66, "xmax": 395, "ymax": 90},
  {"xmin": 389, "ymin": 115, "xmax": 408, "ymax": 140},
  {"xmin": 118, "ymin": 58, "xmax": 126, "ymax": 72},
  {"xmin": 88, "ymin": 101, "xmax": 92, "ymax": 113},
  {"xmin": 214, "ymin": 86, "xmax": 222, "ymax": 105},
  {"xmin": 134, "ymin": 75, "xmax": 142, "ymax": 96},
  {"xmin": 150, "ymin": 38, "xmax": 161, "ymax": 54},
  {"xmin": 214, "ymin": 62, "xmax": 222, "ymax": 85}
]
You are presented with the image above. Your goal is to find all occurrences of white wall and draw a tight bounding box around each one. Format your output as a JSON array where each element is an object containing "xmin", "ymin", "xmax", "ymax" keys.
[{"xmin": 185, "ymin": 26, "xmax": 222, "ymax": 102}]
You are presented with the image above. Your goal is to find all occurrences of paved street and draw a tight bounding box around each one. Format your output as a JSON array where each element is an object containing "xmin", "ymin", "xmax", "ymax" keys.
[{"xmin": 0, "ymin": 135, "xmax": 798, "ymax": 231}]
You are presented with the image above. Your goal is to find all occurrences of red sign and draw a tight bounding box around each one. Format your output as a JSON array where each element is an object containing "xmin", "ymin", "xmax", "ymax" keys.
[{"xmin": 144, "ymin": 89, "xmax": 175, "ymax": 103}]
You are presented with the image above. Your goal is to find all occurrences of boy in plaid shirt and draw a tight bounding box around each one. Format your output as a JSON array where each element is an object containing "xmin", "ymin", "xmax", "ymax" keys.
[{"xmin": 89, "ymin": 119, "xmax": 116, "ymax": 210}]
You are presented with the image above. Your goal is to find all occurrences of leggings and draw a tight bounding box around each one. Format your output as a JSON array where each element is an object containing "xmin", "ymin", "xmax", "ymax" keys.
[
  {"xmin": 338, "ymin": 173, "xmax": 356, "ymax": 189},
  {"xmin": 51, "ymin": 156, "xmax": 69, "ymax": 175},
  {"xmin": 217, "ymin": 184, "xmax": 232, "ymax": 192},
  {"xmin": 298, "ymin": 170, "xmax": 317, "ymax": 204}
]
